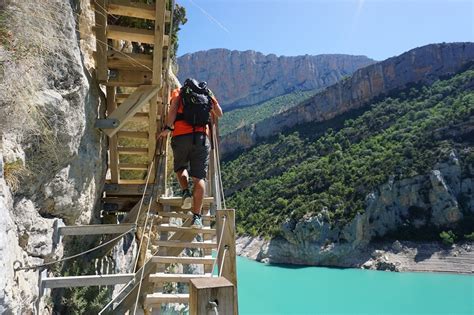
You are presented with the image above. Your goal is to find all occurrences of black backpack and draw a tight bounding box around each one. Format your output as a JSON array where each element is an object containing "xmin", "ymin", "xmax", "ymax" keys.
[{"xmin": 178, "ymin": 78, "xmax": 212, "ymax": 127}]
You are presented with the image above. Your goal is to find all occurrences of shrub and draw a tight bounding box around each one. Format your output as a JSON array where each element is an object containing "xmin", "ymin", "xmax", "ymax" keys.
[{"xmin": 439, "ymin": 230, "xmax": 456, "ymax": 245}]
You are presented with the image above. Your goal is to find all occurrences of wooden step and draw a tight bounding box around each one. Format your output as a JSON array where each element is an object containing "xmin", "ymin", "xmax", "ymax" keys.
[
  {"xmin": 119, "ymin": 163, "xmax": 149, "ymax": 170},
  {"xmin": 107, "ymin": 70, "xmax": 153, "ymax": 87},
  {"xmin": 145, "ymin": 293, "xmax": 189, "ymax": 306},
  {"xmin": 157, "ymin": 240, "xmax": 217, "ymax": 249},
  {"xmin": 108, "ymin": 0, "xmax": 155, "ymax": 20},
  {"xmin": 104, "ymin": 183, "xmax": 150, "ymax": 196},
  {"xmin": 157, "ymin": 224, "xmax": 216, "ymax": 235},
  {"xmin": 58, "ymin": 223, "xmax": 136, "ymax": 236},
  {"xmin": 42, "ymin": 274, "xmax": 134, "ymax": 289},
  {"xmin": 107, "ymin": 50, "xmax": 153, "ymax": 72},
  {"xmin": 102, "ymin": 84, "xmax": 159, "ymax": 136},
  {"xmin": 151, "ymin": 256, "xmax": 215, "ymax": 265},
  {"xmin": 159, "ymin": 196, "xmax": 214, "ymax": 208},
  {"xmin": 149, "ymin": 273, "xmax": 212, "ymax": 283},
  {"xmin": 156, "ymin": 212, "xmax": 214, "ymax": 220},
  {"xmin": 117, "ymin": 131, "xmax": 149, "ymax": 139},
  {"xmin": 117, "ymin": 147, "xmax": 148, "ymax": 155},
  {"xmin": 107, "ymin": 25, "xmax": 155, "ymax": 44}
]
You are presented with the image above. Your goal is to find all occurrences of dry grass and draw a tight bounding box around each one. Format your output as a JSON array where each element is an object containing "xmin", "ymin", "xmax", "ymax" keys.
[{"xmin": 3, "ymin": 160, "xmax": 29, "ymax": 192}]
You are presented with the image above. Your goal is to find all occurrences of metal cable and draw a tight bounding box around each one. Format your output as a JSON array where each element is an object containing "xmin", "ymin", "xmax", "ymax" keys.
[
  {"xmin": 218, "ymin": 247, "xmax": 228, "ymax": 277},
  {"xmin": 14, "ymin": 227, "xmax": 135, "ymax": 271}
]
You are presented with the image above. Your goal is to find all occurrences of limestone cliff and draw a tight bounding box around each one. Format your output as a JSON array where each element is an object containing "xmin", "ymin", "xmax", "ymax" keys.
[
  {"xmin": 178, "ymin": 49, "xmax": 375, "ymax": 109},
  {"xmin": 237, "ymin": 153, "xmax": 474, "ymax": 272},
  {"xmin": 221, "ymin": 43, "xmax": 474, "ymax": 156},
  {"xmin": 0, "ymin": 0, "xmax": 105, "ymax": 313}
]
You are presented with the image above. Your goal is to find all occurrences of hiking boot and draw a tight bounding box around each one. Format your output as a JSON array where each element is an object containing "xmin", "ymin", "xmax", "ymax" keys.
[
  {"xmin": 181, "ymin": 189, "xmax": 192, "ymax": 210},
  {"xmin": 191, "ymin": 213, "xmax": 203, "ymax": 229}
]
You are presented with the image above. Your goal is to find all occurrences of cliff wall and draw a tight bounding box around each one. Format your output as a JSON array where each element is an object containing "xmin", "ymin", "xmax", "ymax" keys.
[
  {"xmin": 178, "ymin": 49, "xmax": 374, "ymax": 109},
  {"xmin": 0, "ymin": 0, "xmax": 105, "ymax": 312},
  {"xmin": 221, "ymin": 43, "xmax": 474, "ymax": 155}
]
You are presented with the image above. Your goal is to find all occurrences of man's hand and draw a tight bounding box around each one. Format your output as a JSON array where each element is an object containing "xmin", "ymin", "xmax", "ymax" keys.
[{"xmin": 158, "ymin": 129, "xmax": 171, "ymax": 138}]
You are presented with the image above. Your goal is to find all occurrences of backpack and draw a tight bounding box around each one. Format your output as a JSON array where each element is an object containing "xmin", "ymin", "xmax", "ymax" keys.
[{"xmin": 179, "ymin": 78, "xmax": 212, "ymax": 127}]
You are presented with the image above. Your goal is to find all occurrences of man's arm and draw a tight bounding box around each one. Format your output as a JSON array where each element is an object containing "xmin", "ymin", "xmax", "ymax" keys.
[
  {"xmin": 158, "ymin": 95, "xmax": 179, "ymax": 138},
  {"xmin": 211, "ymin": 97, "xmax": 223, "ymax": 118}
]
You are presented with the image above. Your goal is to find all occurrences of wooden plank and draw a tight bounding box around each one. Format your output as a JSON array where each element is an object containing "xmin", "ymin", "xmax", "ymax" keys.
[
  {"xmin": 107, "ymin": 25, "xmax": 155, "ymax": 44},
  {"xmin": 108, "ymin": 0, "xmax": 155, "ymax": 20},
  {"xmin": 156, "ymin": 240, "xmax": 217, "ymax": 249},
  {"xmin": 106, "ymin": 86, "xmax": 119, "ymax": 183},
  {"xmin": 117, "ymin": 179, "xmax": 147, "ymax": 185},
  {"xmin": 59, "ymin": 223, "xmax": 136, "ymax": 236},
  {"xmin": 42, "ymin": 274, "xmax": 134, "ymax": 289},
  {"xmin": 102, "ymin": 85, "xmax": 159, "ymax": 137},
  {"xmin": 189, "ymin": 277, "xmax": 234, "ymax": 315},
  {"xmin": 163, "ymin": 35, "xmax": 169, "ymax": 47},
  {"xmin": 117, "ymin": 131, "xmax": 149, "ymax": 139},
  {"xmin": 156, "ymin": 224, "xmax": 216, "ymax": 234},
  {"xmin": 145, "ymin": 293, "xmax": 189, "ymax": 306},
  {"xmin": 159, "ymin": 196, "xmax": 214, "ymax": 208},
  {"xmin": 106, "ymin": 70, "xmax": 153, "ymax": 87},
  {"xmin": 165, "ymin": 10, "xmax": 171, "ymax": 23},
  {"xmin": 156, "ymin": 212, "xmax": 214, "ymax": 220},
  {"xmin": 94, "ymin": 0, "xmax": 108, "ymax": 82},
  {"xmin": 118, "ymin": 163, "xmax": 148, "ymax": 170},
  {"xmin": 216, "ymin": 209, "xmax": 238, "ymax": 315},
  {"xmin": 152, "ymin": 0, "xmax": 166, "ymax": 85},
  {"xmin": 117, "ymin": 147, "xmax": 148, "ymax": 155},
  {"xmin": 151, "ymin": 256, "xmax": 214, "ymax": 265},
  {"xmin": 104, "ymin": 183, "xmax": 150, "ymax": 195},
  {"xmin": 107, "ymin": 50, "xmax": 153, "ymax": 72},
  {"xmin": 149, "ymin": 273, "xmax": 212, "ymax": 283}
]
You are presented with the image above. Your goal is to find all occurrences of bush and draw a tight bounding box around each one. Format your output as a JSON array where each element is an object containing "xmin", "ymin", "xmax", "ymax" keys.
[
  {"xmin": 464, "ymin": 232, "xmax": 474, "ymax": 241},
  {"xmin": 439, "ymin": 230, "xmax": 456, "ymax": 245}
]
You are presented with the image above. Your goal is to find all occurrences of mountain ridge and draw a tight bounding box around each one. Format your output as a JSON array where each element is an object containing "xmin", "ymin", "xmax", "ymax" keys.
[
  {"xmin": 178, "ymin": 48, "xmax": 375, "ymax": 109},
  {"xmin": 221, "ymin": 42, "xmax": 474, "ymax": 156}
]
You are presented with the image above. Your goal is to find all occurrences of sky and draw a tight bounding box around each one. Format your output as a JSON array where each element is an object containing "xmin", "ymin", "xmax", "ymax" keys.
[{"xmin": 175, "ymin": 0, "xmax": 474, "ymax": 61}]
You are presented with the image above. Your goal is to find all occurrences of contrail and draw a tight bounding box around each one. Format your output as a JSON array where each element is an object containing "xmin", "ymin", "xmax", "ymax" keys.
[{"xmin": 188, "ymin": 0, "xmax": 230, "ymax": 33}]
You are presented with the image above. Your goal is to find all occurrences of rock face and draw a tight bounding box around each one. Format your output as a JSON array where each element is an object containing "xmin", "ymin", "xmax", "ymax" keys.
[
  {"xmin": 221, "ymin": 42, "xmax": 474, "ymax": 155},
  {"xmin": 0, "ymin": 0, "xmax": 105, "ymax": 312},
  {"xmin": 237, "ymin": 153, "xmax": 473, "ymax": 270},
  {"xmin": 178, "ymin": 49, "xmax": 375, "ymax": 109}
]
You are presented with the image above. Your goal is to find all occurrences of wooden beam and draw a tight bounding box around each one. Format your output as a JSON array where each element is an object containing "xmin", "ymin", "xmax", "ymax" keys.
[
  {"xmin": 156, "ymin": 224, "xmax": 216, "ymax": 234},
  {"xmin": 108, "ymin": 0, "xmax": 155, "ymax": 20},
  {"xmin": 152, "ymin": 0, "xmax": 166, "ymax": 86},
  {"xmin": 42, "ymin": 274, "xmax": 134, "ymax": 289},
  {"xmin": 59, "ymin": 223, "xmax": 136, "ymax": 236},
  {"xmin": 189, "ymin": 277, "xmax": 235, "ymax": 315},
  {"xmin": 104, "ymin": 183, "xmax": 150, "ymax": 195},
  {"xmin": 118, "ymin": 163, "xmax": 148, "ymax": 170},
  {"xmin": 102, "ymin": 85, "xmax": 159, "ymax": 137},
  {"xmin": 94, "ymin": 0, "xmax": 108, "ymax": 82},
  {"xmin": 159, "ymin": 196, "xmax": 214, "ymax": 208},
  {"xmin": 117, "ymin": 147, "xmax": 148, "ymax": 155},
  {"xmin": 149, "ymin": 273, "xmax": 212, "ymax": 283},
  {"xmin": 107, "ymin": 25, "xmax": 155, "ymax": 44},
  {"xmin": 165, "ymin": 10, "xmax": 171, "ymax": 23},
  {"xmin": 216, "ymin": 209, "xmax": 238, "ymax": 315},
  {"xmin": 151, "ymin": 256, "xmax": 215, "ymax": 265},
  {"xmin": 107, "ymin": 50, "xmax": 153, "ymax": 72},
  {"xmin": 156, "ymin": 240, "xmax": 217, "ymax": 249},
  {"xmin": 145, "ymin": 293, "xmax": 189, "ymax": 306},
  {"xmin": 107, "ymin": 70, "xmax": 153, "ymax": 87},
  {"xmin": 106, "ymin": 86, "xmax": 119, "ymax": 183},
  {"xmin": 117, "ymin": 131, "xmax": 149, "ymax": 139}
]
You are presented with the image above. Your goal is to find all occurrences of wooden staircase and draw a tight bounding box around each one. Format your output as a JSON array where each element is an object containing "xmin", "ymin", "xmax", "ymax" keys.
[{"xmin": 37, "ymin": 1, "xmax": 238, "ymax": 314}]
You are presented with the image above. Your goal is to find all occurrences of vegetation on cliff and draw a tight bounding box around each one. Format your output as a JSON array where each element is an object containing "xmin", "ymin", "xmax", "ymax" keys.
[
  {"xmin": 220, "ymin": 89, "xmax": 319, "ymax": 136},
  {"xmin": 222, "ymin": 68, "xmax": 474, "ymax": 239}
]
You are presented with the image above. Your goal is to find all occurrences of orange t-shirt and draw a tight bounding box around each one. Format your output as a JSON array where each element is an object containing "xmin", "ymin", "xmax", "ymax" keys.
[{"xmin": 170, "ymin": 88, "xmax": 219, "ymax": 137}]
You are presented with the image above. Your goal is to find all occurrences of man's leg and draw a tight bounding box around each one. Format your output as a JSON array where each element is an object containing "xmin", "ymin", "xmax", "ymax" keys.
[
  {"xmin": 191, "ymin": 176, "xmax": 205, "ymax": 215},
  {"xmin": 176, "ymin": 168, "xmax": 189, "ymax": 190}
]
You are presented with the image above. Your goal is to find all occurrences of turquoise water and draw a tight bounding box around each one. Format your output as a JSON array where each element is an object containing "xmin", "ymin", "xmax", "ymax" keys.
[{"xmin": 237, "ymin": 257, "xmax": 473, "ymax": 315}]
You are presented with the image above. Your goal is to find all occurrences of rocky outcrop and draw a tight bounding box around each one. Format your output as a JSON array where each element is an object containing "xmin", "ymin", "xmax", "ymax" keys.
[
  {"xmin": 178, "ymin": 49, "xmax": 374, "ymax": 109},
  {"xmin": 237, "ymin": 153, "xmax": 473, "ymax": 271},
  {"xmin": 0, "ymin": 0, "xmax": 105, "ymax": 312},
  {"xmin": 221, "ymin": 43, "xmax": 474, "ymax": 155}
]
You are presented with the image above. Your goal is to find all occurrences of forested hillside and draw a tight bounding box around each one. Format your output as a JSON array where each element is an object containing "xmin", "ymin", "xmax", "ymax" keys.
[
  {"xmin": 223, "ymin": 68, "xmax": 474, "ymax": 240},
  {"xmin": 220, "ymin": 89, "xmax": 319, "ymax": 136}
]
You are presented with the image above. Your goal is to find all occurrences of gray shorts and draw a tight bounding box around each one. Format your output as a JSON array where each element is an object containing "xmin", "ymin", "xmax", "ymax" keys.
[{"xmin": 171, "ymin": 133, "xmax": 210, "ymax": 179}]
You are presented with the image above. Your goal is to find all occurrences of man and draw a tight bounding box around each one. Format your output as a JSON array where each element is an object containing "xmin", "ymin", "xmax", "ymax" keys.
[{"xmin": 159, "ymin": 78, "xmax": 223, "ymax": 228}]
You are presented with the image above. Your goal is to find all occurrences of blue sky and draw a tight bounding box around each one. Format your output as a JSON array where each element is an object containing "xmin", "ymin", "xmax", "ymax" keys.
[{"xmin": 176, "ymin": 0, "xmax": 474, "ymax": 61}]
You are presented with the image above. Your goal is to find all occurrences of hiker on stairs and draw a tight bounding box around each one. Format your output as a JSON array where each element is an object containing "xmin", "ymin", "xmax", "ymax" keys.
[{"xmin": 159, "ymin": 78, "xmax": 223, "ymax": 228}]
